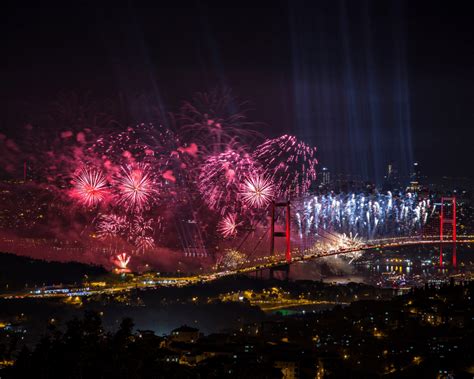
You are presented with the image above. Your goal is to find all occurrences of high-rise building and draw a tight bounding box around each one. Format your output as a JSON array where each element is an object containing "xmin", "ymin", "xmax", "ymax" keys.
[
  {"xmin": 407, "ymin": 162, "xmax": 421, "ymax": 192},
  {"xmin": 411, "ymin": 162, "xmax": 421, "ymax": 182},
  {"xmin": 383, "ymin": 162, "xmax": 400, "ymax": 190},
  {"xmin": 321, "ymin": 167, "xmax": 330, "ymax": 187}
]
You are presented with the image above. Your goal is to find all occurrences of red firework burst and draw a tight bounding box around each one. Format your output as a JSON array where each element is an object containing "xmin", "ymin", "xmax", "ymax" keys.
[{"xmin": 73, "ymin": 167, "xmax": 108, "ymax": 207}]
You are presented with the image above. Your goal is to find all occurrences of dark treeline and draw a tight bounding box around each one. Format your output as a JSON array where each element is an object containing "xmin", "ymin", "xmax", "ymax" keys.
[
  {"xmin": 2, "ymin": 311, "xmax": 276, "ymax": 379},
  {"xmin": 3, "ymin": 311, "xmax": 192, "ymax": 378},
  {"xmin": 0, "ymin": 252, "xmax": 106, "ymax": 291}
]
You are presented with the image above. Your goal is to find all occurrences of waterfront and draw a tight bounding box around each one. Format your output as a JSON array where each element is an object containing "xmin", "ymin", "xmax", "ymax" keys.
[{"xmin": 290, "ymin": 244, "xmax": 474, "ymax": 288}]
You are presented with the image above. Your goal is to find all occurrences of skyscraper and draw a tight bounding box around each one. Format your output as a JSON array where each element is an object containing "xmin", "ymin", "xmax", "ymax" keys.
[
  {"xmin": 383, "ymin": 162, "xmax": 400, "ymax": 191},
  {"xmin": 407, "ymin": 162, "xmax": 421, "ymax": 192},
  {"xmin": 321, "ymin": 167, "xmax": 331, "ymax": 187}
]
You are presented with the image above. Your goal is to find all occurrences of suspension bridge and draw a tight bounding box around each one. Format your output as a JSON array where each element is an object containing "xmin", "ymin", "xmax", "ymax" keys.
[
  {"xmin": 3, "ymin": 197, "xmax": 472, "ymax": 300},
  {"xmin": 215, "ymin": 196, "xmax": 473, "ymax": 280}
]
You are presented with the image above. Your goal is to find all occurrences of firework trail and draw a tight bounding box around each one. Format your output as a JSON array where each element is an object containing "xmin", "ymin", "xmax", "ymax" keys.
[{"xmin": 254, "ymin": 135, "xmax": 317, "ymax": 199}]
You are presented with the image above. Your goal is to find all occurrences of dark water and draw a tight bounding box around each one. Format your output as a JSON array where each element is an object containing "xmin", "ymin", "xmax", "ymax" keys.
[
  {"xmin": 289, "ymin": 244, "xmax": 474, "ymax": 287},
  {"xmin": 269, "ymin": 303, "xmax": 342, "ymax": 316}
]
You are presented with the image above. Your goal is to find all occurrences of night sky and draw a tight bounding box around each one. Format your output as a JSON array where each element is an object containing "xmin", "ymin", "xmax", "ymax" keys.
[{"xmin": 2, "ymin": 1, "xmax": 474, "ymax": 181}]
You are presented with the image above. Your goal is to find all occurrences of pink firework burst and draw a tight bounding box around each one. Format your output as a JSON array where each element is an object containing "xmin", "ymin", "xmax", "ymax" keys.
[
  {"xmin": 135, "ymin": 235, "xmax": 155, "ymax": 253},
  {"xmin": 132, "ymin": 215, "xmax": 154, "ymax": 236},
  {"xmin": 96, "ymin": 214, "xmax": 127, "ymax": 239},
  {"xmin": 178, "ymin": 88, "xmax": 261, "ymax": 149},
  {"xmin": 217, "ymin": 213, "xmax": 240, "ymax": 238},
  {"xmin": 73, "ymin": 167, "xmax": 108, "ymax": 207},
  {"xmin": 198, "ymin": 148, "xmax": 257, "ymax": 214},
  {"xmin": 116, "ymin": 164, "xmax": 155, "ymax": 211},
  {"xmin": 241, "ymin": 174, "xmax": 274, "ymax": 208},
  {"xmin": 254, "ymin": 135, "xmax": 317, "ymax": 198}
]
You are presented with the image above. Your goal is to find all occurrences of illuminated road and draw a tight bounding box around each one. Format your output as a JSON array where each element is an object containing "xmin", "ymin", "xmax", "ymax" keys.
[
  {"xmin": 1, "ymin": 236, "xmax": 473, "ymax": 300},
  {"xmin": 247, "ymin": 300, "xmax": 349, "ymax": 312},
  {"xmin": 215, "ymin": 236, "xmax": 474, "ymax": 278}
]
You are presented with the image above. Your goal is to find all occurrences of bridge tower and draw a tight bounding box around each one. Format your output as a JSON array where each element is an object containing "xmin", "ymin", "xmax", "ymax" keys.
[
  {"xmin": 270, "ymin": 201, "xmax": 291, "ymax": 262},
  {"xmin": 440, "ymin": 197, "xmax": 456, "ymax": 242},
  {"xmin": 439, "ymin": 197, "xmax": 457, "ymax": 268},
  {"xmin": 269, "ymin": 201, "xmax": 291, "ymax": 279}
]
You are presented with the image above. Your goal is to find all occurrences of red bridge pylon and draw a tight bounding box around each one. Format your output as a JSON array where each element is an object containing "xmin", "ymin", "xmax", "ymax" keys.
[
  {"xmin": 440, "ymin": 197, "xmax": 456, "ymax": 241},
  {"xmin": 439, "ymin": 197, "xmax": 457, "ymax": 268},
  {"xmin": 270, "ymin": 200, "xmax": 291, "ymax": 263}
]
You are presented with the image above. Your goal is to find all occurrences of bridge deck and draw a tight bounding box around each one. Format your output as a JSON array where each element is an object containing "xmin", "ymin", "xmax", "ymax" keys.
[{"xmin": 227, "ymin": 236, "xmax": 474, "ymax": 276}]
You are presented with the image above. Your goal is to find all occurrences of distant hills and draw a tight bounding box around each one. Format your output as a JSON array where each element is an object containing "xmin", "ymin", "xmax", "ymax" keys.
[{"xmin": 0, "ymin": 252, "xmax": 106, "ymax": 291}]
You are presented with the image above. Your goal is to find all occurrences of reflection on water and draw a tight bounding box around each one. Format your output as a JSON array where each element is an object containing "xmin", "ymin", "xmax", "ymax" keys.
[
  {"xmin": 289, "ymin": 244, "xmax": 474, "ymax": 288},
  {"xmin": 271, "ymin": 303, "xmax": 338, "ymax": 316}
]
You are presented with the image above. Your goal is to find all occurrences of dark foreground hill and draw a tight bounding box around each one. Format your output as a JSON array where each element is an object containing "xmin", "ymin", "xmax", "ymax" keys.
[{"xmin": 0, "ymin": 252, "xmax": 106, "ymax": 290}]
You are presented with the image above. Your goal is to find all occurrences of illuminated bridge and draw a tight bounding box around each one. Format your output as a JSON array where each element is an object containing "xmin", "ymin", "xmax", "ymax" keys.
[
  {"xmin": 2, "ymin": 197, "xmax": 472, "ymax": 299},
  {"xmin": 215, "ymin": 196, "xmax": 472, "ymax": 279},
  {"xmin": 4, "ymin": 235, "xmax": 472, "ymax": 301},
  {"xmin": 214, "ymin": 235, "xmax": 474, "ymax": 280}
]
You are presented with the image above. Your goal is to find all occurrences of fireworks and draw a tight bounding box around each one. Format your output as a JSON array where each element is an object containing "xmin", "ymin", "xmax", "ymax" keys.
[
  {"xmin": 96, "ymin": 214, "xmax": 127, "ymax": 239},
  {"xmin": 254, "ymin": 135, "xmax": 317, "ymax": 198},
  {"xmin": 72, "ymin": 167, "xmax": 108, "ymax": 207},
  {"xmin": 198, "ymin": 148, "xmax": 258, "ymax": 214},
  {"xmin": 135, "ymin": 235, "xmax": 155, "ymax": 253},
  {"xmin": 114, "ymin": 253, "xmax": 131, "ymax": 270},
  {"xmin": 178, "ymin": 88, "xmax": 259, "ymax": 150},
  {"xmin": 294, "ymin": 192, "xmax": 433, "ymax": 239},
  {"xmin": 218, "ymin": 213, "xmax": 240, "ymax": 238},
  {"xmin": 96, "ymin": 213, "xmax": 157, "ymax": 254},
  {"xmin": 2, "ymin": 89, "xmax": 446, "ymax": 271},
  {"xmin": 132, "ymin": 215, "xmax": 156, "ymax": 252},
  {"xmin": 216, "ymin": 249, "xmax": 247, "ymax": 270},
  {"xmin": 132, "ymin": 215, "xmax": 154, "ymax": 236},
  {"xmin": 336, "ymin": 233, "xmax": 364, "ymax": 250},
  {"xmin": 240, "ymin": 174, "xmax": 274, "ymax": 208},
  {"xmin": 115, "ymin": 164, "xmax": 155, "ymax": 211},
  {"xmin": 301, "ymin": 232, "xmax": 365, "ymax": 264}
]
